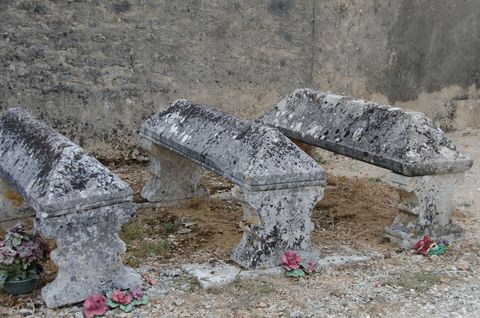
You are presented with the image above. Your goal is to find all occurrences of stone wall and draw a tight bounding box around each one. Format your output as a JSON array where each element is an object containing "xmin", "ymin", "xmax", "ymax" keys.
[{"xmin": 1, "ymin": 0, "xmax": 479, "ymax": 160}]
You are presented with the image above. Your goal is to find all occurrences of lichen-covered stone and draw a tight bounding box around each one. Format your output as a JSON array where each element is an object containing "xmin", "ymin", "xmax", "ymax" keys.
[
  {"xmin": 0, "ymin": 108, "xmax": 140, "ymax": 307},
  {"xmin": 260, "ymin": 88, "xmax": 473, "ymax": 176},
  {"xmin": 139, "ymin": 139, "xmax": 208, "ymax": 202},
  {"xmin": 140, "ymin": 100, "xmax": 325, "ymax": 191},
  {"xmin": 0, "ymin": 108, "xmax": 132, "ymax": 217},
  {"xmin": 140, "ymin": 101, "xmax": 326, "ymax": 269},
  {"xmin": 36, "ymin": 202, "xmax": 143, "ymax": 308},
  {"xmin": 385, "ymin": 173, "xmax": 465, "ymax": 248},
  {"xmin": 231, "ymin": 186, "xmax": 323, "ymax": 269}
]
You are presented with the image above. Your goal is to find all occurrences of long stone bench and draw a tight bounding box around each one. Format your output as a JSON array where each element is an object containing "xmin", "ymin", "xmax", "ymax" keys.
[
  {"xmin": 0, "ymin": 108, "xmax": 142, "ymax": 308},
  {"xmin": 139, "ymin": 100, "xmax": 326, "ymax": 269},
  {"xmin": 260, "ymin": 88, "xmax": 473, "ymax": 248}
]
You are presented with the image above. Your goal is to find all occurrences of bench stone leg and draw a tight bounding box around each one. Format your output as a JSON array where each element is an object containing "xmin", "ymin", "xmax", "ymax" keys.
[
  {"xmin": 231, "ymin": 186, "xmax": 324, "ymax": 269},
  {"xmin": 0, "ymin": 180, "xmax": 35, "ymax": 229},
  {"xmin": 35, "ymin": 202, "xmax": 142, "ymax": 308},
  {"xmin": 140, "ymin": 139, "xmax": 208, "ymax": 202},
  {"xmin": 385, "ymin": 173, "xmax": 464, "ymax": 248}
]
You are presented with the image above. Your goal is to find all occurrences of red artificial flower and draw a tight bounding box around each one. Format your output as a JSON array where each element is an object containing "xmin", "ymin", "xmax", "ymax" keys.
[
  {"xmin": 282, "ymin": 250, "xmax": 302, "ymax": 270},
  {"xmin": 112, "ymin": 289, "xmax": 133, "ymax": 305},
  {"xmin": 83, "ymin": 293, "xmax": 108, "ymax": 318},
  {"xmin": 414, "ymin": 235, "xmax": 436, "ymax": 256}
]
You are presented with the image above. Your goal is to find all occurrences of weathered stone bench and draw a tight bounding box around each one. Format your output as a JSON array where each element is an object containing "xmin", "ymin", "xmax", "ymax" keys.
[
  {"xmin": 139, "ymin": 100, "xmax": 326, "ymax": 269},
  {"xmin": 0, "ymin": 108, "xmax": 142, "ymax": 307},
  {"xmin": 260, "ymin": 88, "xmax": 473, "ymax": 248}
]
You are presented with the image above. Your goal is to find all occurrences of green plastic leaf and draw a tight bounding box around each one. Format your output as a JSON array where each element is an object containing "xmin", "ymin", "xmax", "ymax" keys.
[
  {"xmin": 141, "ymin": 295, "xmax": 150, "ymax": 305},
  {"xmin": 107, "ymin": 299, "xmax": 119, "ymax": 308},
  {"xmin": 286, "ymin": 269, "xmax": 306, "ymax": 277},
  {"xmin": 299, "ymin": 261, "xmax": 308, "ymax": 270},
  {"xmin": 428, "ymin": 243, "xmax": 448, "ymax": 256},
  {"xmin": 120, "ymin": 303, "xmax": 134, "ymax": 312}
]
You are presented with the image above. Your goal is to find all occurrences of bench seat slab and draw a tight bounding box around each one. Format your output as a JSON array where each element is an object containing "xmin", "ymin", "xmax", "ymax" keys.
[
  {"xmin": 385, "ymin": 173, "xmax": 464, "ymax": 248},
  {"xmin": 36, "ymin": 202, "xmax": 143, "ymax": 308},
  {"xmin": 260, "ymin": 88, "xmax": 473, "ymax": 176},
  {"xmin": 140, "ymin": 100, "xmax": 325, "ymax": 191}
]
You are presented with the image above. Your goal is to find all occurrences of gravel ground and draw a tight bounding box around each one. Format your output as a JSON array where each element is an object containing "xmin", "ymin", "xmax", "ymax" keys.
[{"xmin": 1, "ymin": 128, "xmax": 479, "ymax": 318}]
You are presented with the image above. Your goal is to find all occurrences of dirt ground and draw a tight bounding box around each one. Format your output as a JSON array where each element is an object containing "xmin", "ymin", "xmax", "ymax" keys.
[{"xmin": 0, "ymin": 128, "xmax": 479, "ymax": 317}]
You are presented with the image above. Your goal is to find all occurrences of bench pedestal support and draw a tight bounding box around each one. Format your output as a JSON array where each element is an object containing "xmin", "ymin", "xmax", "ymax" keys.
[
  {"xmin": 36, "ymin": 202, "xmax": 143, "ymax": 308},
  {"xmin": 231, "ymin": 186, "xmax": 324, "ymax": 269},
  {"xmin": 385, "ymin": 173, "xmax": 464, "ymax": 248},
  {"xmin": 140, "ymin": 140, "xmax": 208, "ymax": 202}
]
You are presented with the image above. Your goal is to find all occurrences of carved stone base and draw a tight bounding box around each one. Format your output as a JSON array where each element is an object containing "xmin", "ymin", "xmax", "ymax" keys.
[
  {"xmin": 140, "ymin": 139, "xmax": 208, "ymax": 202},
  {"xmin": 231, "ymin": 186, "xmax": 324, "ymax": 269},
  {"xmin": 385, "ymin": 173, "xmax": 464, "ymax": 248},
  {"xmin": 36, "ymin": 202, "xmax": 142, "ymax": 308}
]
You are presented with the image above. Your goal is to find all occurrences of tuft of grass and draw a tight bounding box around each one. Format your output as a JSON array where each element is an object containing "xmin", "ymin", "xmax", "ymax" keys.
[
  {"xmin": 460, "ymin": 201, "xmax": 473, "ymax": 208},
  {"xmin": 125, "ymin": 256, "xmax": 142, "ymax": 268},
  {"xmin": 133, "ymin": 240, "xmax": 171, "ymax": 259},
  {"xmin": 368, "ymin": 177, "xmax": 383, "ymax": 184},
  {"xmin": 120, "ymin": 220, "xmax": 146, "ymax": 246},
  {"xmin": 187, "ymin": 197, "xmax": 204, "ymax": 209},
  {"xmin": 388, "ymin": 271, "xmax": 441, "ymax": 292},
  {"xmin": 315, "ymin": 155, "xmax": 328, "ymax": 165},
  {"xmin": 163, "ymin": 222, "xmax": 178, "ymax": 235}
]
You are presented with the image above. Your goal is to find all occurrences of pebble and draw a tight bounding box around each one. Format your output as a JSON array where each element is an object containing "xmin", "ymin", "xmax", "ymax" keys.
[{"xmin": 457, "ymin": 261, "xmax": 471, "ymax": 271}]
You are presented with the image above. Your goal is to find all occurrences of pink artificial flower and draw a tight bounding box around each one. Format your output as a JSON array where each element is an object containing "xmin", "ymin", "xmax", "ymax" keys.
[
  {"xmin": 112, "ymin": 289, "xmax": 133, "ymax": 305},
  {"xmin": 282, "ymin": 250, "xmax": 302, "ymax": 270},
  {"xmin": 129, "ymin": 287, "xmax": 144, "ymax": 300},
  {"xmin": 307, "ymin": 260, "xmax": 317, "ymax": 273},
  {"xmin": 83, "ymin": 293, "xmax": 108, "ymax": 318},
  {"xmin": 0, "ymin": 240, "xmax": 4, "ymax": 247}
]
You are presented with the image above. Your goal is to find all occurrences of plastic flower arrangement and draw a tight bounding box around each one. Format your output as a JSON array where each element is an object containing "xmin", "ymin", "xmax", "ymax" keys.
[
  {"xmin": 414, "ymin": 235, "xmax": 449, "ymax": 256},
  {"xmin": 282, "ymin": 250, "xmax": 317, "ymax": 277},
  {"xmin": 83, "ymin": 287, "xmax": 149, "ymax": 317},
  {"xmin": 0, "ymin": 223, "xmax": 50, "ymax": 287}
]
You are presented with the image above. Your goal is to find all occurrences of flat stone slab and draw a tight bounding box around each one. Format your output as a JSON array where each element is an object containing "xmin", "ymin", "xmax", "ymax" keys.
[
  {"xmin": 0, "ymin": 108, "xmax": 132, "ymax": 217},
  {"xmin": 260, "ymin": 89, "xmax": 473, "ymax": 176},
  {"xmin": 140, "ymin": 100, "xmax": 325, "ymax": 190},
  {"xmin": 181, "ymin": 255, "xmax": 375, "ymax": 288},
  {"xmin": 181, "ymin": 263, "xmax": 241, "ymax": 289}
]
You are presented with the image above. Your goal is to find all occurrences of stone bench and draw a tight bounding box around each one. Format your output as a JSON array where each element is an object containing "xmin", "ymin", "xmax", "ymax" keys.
[
  {"xmin": 260, "ymin": 88, "xmax": 473, "ymax": 248},
  {"xmin": 139, "ymin": 100, "xmax": 326, "ymax": 269},
  {"xmin": 0, "ymin": 108, "xmax": 142, "ymax": 308}
]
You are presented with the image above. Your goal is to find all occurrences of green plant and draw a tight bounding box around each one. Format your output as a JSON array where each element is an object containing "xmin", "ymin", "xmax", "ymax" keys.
[
  {"xmin": 163, "ymin": 222, "xmax": 177, "ymax": 235},
  {"xmin": 315, "ymin": 155, "xmax": 328, "ymax": 165},
  {"xmin": 134, "ymin": 240, "xmax": 171, "ymax": 258},
  {"xmin": 460, "ymin": 201, "xmax": 473, "ymax": 208},
  {"xmin": 368, "ymin": 177, "xmax": 383, "ymax": 184},
  {"xmin": 0, "ymin": 223, "xmax": 50, "ymax": 287}
]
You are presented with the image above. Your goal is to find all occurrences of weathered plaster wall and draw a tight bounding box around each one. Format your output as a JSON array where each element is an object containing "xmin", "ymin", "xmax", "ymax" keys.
[{"xmin": 1, "ymin": 0, "xmax": 479, "ymax": 159}]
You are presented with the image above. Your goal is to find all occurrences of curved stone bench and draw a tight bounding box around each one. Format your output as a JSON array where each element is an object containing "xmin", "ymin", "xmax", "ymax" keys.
[
  {"xmin": 0, "ymin": 108, "xmax": 142, "ymax": 308},
  {"xmin": 140, "ymin": 100, "xmax": 325, "ymax": 269},
  {"xmin": 260, "ymin": 88, "xmax": 473, "ymax": 247}
]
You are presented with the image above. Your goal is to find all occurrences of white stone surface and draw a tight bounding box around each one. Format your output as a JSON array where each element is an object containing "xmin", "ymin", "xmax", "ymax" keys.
[{"xmin": 181, "ymin": 263, "xmax": 241, "ymax": 289}]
